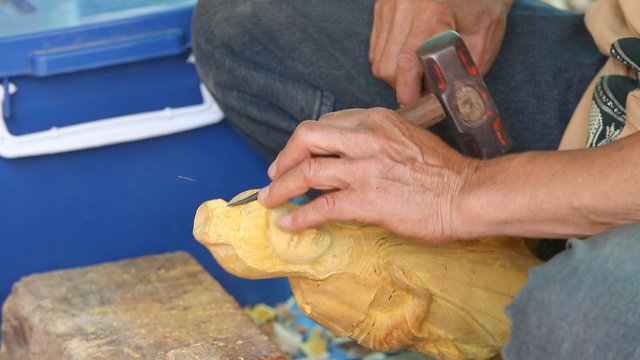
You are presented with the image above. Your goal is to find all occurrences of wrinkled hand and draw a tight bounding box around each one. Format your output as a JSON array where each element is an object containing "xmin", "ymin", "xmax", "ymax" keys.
[
  {"xmin": 258, "ymin": 108, "xmax": 479, "ymax": 244},
  {"xmin": 369, "ymin": 0, "xmax": 512, "ymax": 105}
]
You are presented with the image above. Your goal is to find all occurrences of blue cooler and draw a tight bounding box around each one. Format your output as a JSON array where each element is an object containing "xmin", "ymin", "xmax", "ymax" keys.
[{"xmin": 0, "ymin": 0, "xmax": 291, "ymax": 308}]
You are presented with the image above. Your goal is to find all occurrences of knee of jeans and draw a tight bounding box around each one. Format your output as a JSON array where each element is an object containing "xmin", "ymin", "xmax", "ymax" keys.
[
  {"xmin": 501, "ymin": 244, "xmax": 593, "ymax": 358},
  {"xmin": 503, "ymin": 223, "xmax": 640, "ymax": 358},
  {"xmin": 192, "ymin": 1, "xmax": 270, "ymax": 90}
]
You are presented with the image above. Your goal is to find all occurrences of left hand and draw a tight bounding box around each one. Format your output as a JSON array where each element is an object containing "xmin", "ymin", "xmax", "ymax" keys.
[{"xmin": 257, "ymin": 108, "xmax": 478, "ymax": 244}]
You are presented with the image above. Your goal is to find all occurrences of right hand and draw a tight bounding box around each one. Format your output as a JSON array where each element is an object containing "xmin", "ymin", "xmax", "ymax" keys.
[
  {"xmin": 258, "ymin": 108, "xmax": 478, "ymax": 244},
  {"xmin": 369, "ymin": 0, "xmax": 512, "ymax": 105}
]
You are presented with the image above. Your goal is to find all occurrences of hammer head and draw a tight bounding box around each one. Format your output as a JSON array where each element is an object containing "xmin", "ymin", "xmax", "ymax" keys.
[{"xmin": 418, "ymin": 31, "xmax": 511, "ymax": 159}]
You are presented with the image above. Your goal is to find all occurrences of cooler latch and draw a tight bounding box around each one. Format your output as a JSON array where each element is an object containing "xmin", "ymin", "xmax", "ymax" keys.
[{"xmin": 1, "ymin": 78, "xmax": 17, "ymax": 120}]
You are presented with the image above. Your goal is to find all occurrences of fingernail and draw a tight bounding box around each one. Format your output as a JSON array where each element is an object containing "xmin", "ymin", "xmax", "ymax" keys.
[
  {"xmin": 277, "ymin": 214, "xmax": 292, "ymax": 229},
  {"xmin": 258, "ymin": 186, "xmax": 269, "ymax": 203},
  {"xmin": 268, "ymin": 159, "xmax": 277, "ymax": 179}
]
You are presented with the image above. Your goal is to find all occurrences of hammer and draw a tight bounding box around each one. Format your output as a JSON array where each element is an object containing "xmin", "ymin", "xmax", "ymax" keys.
[
  {"xmin": 226, "ymin": 31, "xmax": 511, "ymax": 207},
  {"xmin": 396, "ymin": 30, "xmax": 511, "ymax": 159}
]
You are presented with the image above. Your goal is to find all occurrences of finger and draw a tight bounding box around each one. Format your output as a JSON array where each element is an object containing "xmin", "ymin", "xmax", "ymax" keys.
[
  {"xmin": 267, "ymin": 109, "xmax": 364, "ymax": 180},
  {"xmin": 369, "ymin": 0, "xmax": 383, "ymax": 62},
  {"xmin": 316, "ymin": 108, "xmax": 411, "ymax": 156},
  {"xmin": 371, "ymin": 0, "xmax": 394, "ymax": 77},
  {"xmin": 462, "ymin": 29, "xmax": 504, "ymax": 75},
  {"xmin": 316, "ymin": 108, "xmax": 373, "ymax": 126},
  {"xmin": 277, "ymin": 190, "xmax": 363, "ymax": 231},
  {"xmin": 317, "ymin": 108, "xmax": 366, "ymax": 123},
  {"xmin": 271, "ymin": 107, "xmax": 407, "ymax": 180},
  {"xmin": 260, "ymin": 157, "xmax": 357, "ymax": 208},
  {"xmin": 376, "ymin": 0, "xmax": 415, "ymax": 87},
  {"xmin": 269, "ymin": 120, "xmax": 357, "ymax": 180},
  {"xmin": 460, "ymin": 33, "xmax": 484, "ymax": 74},
  {"xmin": 394, "ymin": 45, "xmax": 424, "ymax": 105}
]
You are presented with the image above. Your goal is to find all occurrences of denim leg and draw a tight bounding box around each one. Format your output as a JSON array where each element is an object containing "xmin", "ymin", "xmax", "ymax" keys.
[
  {"xmin": 503, "ymin": 222, "xmax": 640, "ymax": 359},
  {"xmin": 192, "ymin": 0, "xmax": 392, "ymax": 161},
  {"xmin": 192, "ymin": 0, "xmax": 605, "ymax": 161}
]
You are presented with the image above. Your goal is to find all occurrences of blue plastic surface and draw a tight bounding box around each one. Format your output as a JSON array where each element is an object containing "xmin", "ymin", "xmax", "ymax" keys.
[
  {"xmin": 0, "ymin": 0, "xmax": 292, "ymax": 311},
  {"xmin": 0, "ymin": 53, "xmax": 293, "ymax": 307},
  {"xmin": 0, "ymin": 0, "xmax": 195, "ymax": 77}
]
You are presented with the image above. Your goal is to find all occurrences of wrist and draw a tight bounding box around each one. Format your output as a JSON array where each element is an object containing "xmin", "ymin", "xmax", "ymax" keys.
[
  {"xmin": 449, "ymin": 156, "xmax": 486, "ymax": 240},
  {"xmin": 451, "ymin": 154, "xmax": 517, "ymax": 240},
  {"xmin": 451, "ymin": 150, "xmax": 600, "ymax": 240}
]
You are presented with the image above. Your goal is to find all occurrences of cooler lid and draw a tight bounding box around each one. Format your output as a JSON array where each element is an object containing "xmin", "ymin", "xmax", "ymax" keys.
[{"xmin": 0, "ymin": 0, "xmax": 197, "ymax": 77}]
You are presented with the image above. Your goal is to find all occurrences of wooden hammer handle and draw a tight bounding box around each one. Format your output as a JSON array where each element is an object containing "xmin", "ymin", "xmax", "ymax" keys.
[{"xmin": 395, "ymin": 93, "xmax": 446, "ymax": 128}]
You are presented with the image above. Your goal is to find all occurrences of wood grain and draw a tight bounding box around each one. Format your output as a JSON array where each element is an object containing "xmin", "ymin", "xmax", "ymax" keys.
[
  {"xmin": 194, "ymin": 193, "xmax": 542, "ymax": 360},
  {"xmin": 396, "ymin": 93, "xmax": 445, "ymax": 128},
  {"xmin": 0, "ymin": 252, "xmax": 285, "ymax": 360}
]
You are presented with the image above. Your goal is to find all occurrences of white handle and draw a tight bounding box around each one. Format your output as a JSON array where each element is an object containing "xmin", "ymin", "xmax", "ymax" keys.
[{"xmin": 0, "ymin": 83, "xmax": 224, "ymax": 159}]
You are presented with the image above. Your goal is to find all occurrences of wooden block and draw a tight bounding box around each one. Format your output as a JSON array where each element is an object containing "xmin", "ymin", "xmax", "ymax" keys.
[{"xmin": 0, "ymin": 252, "xmax": 285, "ymax": 360}]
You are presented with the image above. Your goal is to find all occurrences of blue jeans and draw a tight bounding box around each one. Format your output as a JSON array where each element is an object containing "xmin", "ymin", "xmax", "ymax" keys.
[
  {"xmin": 504, "ymin": 223, "xmax": 640, "ymax": 359},
  {"xmin": 192, "ymin": 1, "xmax": 640, "ymax": 358},
  {"xmin": 192, "ymin": 0, "xmax": 604, "ymax": 161}
]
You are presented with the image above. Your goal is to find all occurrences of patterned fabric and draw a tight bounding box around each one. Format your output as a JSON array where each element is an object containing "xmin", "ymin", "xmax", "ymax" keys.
[
  {"xmin": 587, "ymin": 38, "xmax": 640, "ymax": 148},
  {"xmin": 611, "ymin": 38, "xmax": 640, "ymax": 79}
]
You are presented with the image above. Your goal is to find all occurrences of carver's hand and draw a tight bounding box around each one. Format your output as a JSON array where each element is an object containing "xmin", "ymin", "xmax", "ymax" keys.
[
  {"xmin": 369, "ymin": 0, "xmax": 512, "ymax": 105},
  {"xmin": 258, "ymin": 108, "xmax": 478, "ymax": 244}
]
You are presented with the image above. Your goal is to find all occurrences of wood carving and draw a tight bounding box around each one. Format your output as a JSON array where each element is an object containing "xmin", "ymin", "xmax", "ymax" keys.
[{"xmin": 193, "ymin": 190, "xmax": 542, "ymax": 360}]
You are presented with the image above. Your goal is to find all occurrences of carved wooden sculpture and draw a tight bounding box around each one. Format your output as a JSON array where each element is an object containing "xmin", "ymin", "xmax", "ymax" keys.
[{"xmin": 193, "ymin": 191, "xmax": 542, "ymax": 360}]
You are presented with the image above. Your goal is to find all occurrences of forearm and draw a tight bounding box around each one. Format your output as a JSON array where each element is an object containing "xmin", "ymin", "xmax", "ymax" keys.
[{"xmin": 457, "ymin": 133, "xmax": 640, "ymax": 239}]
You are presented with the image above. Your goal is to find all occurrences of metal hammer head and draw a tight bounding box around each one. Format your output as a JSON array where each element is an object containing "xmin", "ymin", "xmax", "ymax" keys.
[{"xmin": 418, "ymin": 30, "xmax": 512, "ymax": 158}]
